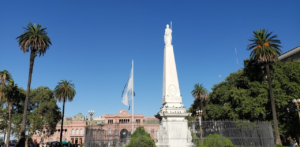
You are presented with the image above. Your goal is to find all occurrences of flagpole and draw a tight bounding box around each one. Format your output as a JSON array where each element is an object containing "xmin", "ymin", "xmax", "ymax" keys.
[{"xmin": 131, "ymin": 60, "xmax": 134, "ymax": 134}]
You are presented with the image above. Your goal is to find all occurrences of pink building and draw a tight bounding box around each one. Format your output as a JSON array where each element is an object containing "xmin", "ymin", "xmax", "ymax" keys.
[
  {"xmin": 32, "ymin": 113, "xmax": 87, "ymax": 144},
  {"xmin": 32, "ymin": 110, "xmax": 159, "ymax": 146}
]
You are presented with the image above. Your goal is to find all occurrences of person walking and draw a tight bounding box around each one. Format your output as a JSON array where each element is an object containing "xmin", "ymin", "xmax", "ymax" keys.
[
  {"xmin": 294, "ymin": 138, "xmax": 298, "ymax": 147},
  {"xmin": 288, "ymin": 137, "xmax": 294, "ymax": 147}
]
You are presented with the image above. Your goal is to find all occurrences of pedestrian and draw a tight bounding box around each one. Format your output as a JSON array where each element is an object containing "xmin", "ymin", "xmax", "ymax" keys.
[
  {"xmin": 68, "ymin": 142, "xmax": 70, "ymax": 147},
  {"xmin": 3, "ymin": 143, "xmax": 6, "ymax": 147},
  {"xmin": 288, "ymin": 137, "xmax": 294, "ymax": 147},
  {"xmin": 294, "ymin": 138, "xmax": 298, "ymax": 147}
]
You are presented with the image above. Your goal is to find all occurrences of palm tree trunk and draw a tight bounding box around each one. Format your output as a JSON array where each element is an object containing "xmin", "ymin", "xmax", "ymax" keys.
[
  {"xmin": 6, "ymin": 101, "xmax": 12, "ymax": 147},
  {"xmin": 18, "ymin": 50, "xmax": 36, "ymax": 147},
  {"xmin": 25, "ymin": 138, "xmax": 28, "ymax": 147},
  {"xmin": 3, "ymin": 128, "xmax": 6, "ymax": 144},
  {"xmin": 60, "ymin": 98, "xmax": 66, "ymax": 144},
  {"xmin": 266, "ymin": 63, "xmax": 282, "ymax": 145}
]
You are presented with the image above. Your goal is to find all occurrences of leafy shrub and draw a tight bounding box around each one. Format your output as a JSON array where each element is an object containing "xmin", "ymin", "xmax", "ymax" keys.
[
  {"xmin": 191, "ymin": 133, "xmax": 234, "ymax": 147},
  {"xmin": 126, "ymin": 126, "xmax": 156, "ymax": 147},
  {"xmin": 203, "ymin": 134, "xmax": 234, "ymax": 147}
]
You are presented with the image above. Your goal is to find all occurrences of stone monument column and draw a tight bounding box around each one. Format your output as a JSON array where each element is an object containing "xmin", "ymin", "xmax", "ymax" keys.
[{"xmin": 156, "ymin": 24, "xmax": 194, "ymax": 147}]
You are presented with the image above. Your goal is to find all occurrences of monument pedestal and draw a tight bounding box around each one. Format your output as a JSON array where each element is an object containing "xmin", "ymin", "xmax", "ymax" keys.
[{"xmin": 156, "ymin": 103, "xmax": 194, "ymax": 147}]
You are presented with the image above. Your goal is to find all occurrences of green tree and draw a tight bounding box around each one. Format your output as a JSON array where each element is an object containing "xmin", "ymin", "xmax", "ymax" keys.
[
  {"xmin": 203, "ymin": 59, "xmax": 300, "ymax": 143},
  {"xmin": 0, "ymin": 100, "xmax": 8, "ymax": 143},
  {"xmin": 5, "ymin": 81, "xmax": 22, "ymax": 147},
  {"xmin": 247, "ymin": 29, "xmax": 282, "ymax": 145},
  {"xmin": 27, "ymin": 87, "xmax": 61, "ymax": 143},
  {"xmin": 9, "ymin": 88, "xmax": 26, "ymax": 139},
  {"xmin": 126, "ymin": 126, "xmax": 156, "ymax": 147},
  {"xmin": 11, "ymin": 87, "xmax": 60, "ymax": 144},
  {"xmin": 16, "ymin": 23, "xmax": 52, "ymax": 146},
  {"xmin": 54, "ymin": 80, "xmax": 76, "ymax": 144}
]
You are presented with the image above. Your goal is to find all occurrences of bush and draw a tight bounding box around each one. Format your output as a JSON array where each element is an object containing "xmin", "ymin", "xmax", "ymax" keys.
[
  {"xmin": 126, "ymin": 126, "xmax": 156, "ymax": 147},
  {"xmin": 192, "ymin": 133, "xmax": 234, "ymax": 147},
  {"xmin": 203, "ymin": 134, "xmax": 234, "ymax": 147}
]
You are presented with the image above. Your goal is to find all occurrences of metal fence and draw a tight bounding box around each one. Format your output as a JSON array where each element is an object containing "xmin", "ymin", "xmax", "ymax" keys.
[
  {"xmin": 189, "ymin": 120, "xmax": 275, "ymax": 147},
  {"xmin": 84, "ymin": 120, "xmax": 275, "ymax": 147}
]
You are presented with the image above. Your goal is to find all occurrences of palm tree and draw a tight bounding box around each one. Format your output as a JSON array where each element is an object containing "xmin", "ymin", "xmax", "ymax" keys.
[
  {"xmin": 5, "ymin": 81, "xmax": 20, "ymax": 147},
  {"xmin": 16, "ymin": 23, "xmax": 52, "ymax": 145},
  {"xmin": 0, "ymin": 70, "xmax": 12, "ymax": 101},
  {"xmin": 191, "ymin": 83, "xmax": 208, "ymax": 112},
  {"xmin": 54, "ymin": 80, "xmax": 76, "ymax": 144},
  {"xmin": 0, "ymin": 70, "xmax": 12, "ymax": 146},
  {"xmin": 247, "ymin": 29, "xmax": 282, "ymax": 145}
]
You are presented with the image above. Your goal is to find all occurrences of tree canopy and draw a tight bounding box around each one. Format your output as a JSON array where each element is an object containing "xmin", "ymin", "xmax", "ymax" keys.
[
  {"xmin": 201, "ymin": 59, "xmax": 300, "ymax": 137},
  {"xmin": 11, "ymin": 87, "xmax": 61, "ymax": 139}
]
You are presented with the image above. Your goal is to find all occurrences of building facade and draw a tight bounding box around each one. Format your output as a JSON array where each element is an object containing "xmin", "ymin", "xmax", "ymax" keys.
[
  {"xmin": 32, "ymin": 113, "xmax": 87, "ymax": 144},
  {"xmin": 32, "ymin": 110, "xmax": 159, "ymax": 145},
  {"xmin": 279, "ymin": 45, "xmax": 300, "ymax": 62}
]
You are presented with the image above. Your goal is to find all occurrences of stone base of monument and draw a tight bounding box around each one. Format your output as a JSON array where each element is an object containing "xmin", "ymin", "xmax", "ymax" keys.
[{"xmin": 156, "ymin": 104, "xmax": 194, "ymax": 147}]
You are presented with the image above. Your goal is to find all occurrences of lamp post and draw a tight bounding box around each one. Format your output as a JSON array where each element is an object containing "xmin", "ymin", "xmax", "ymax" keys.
[
  {"xmin": 88, "ymin": 110, "xmax": 95, "ymax": 121},
  {"xmin": 196, "ymin": 110, "xmax": 203, "ymax": 143},
  {"xmin": 292, "ymin": 99, "xmax": 300, "ymax": 121}
]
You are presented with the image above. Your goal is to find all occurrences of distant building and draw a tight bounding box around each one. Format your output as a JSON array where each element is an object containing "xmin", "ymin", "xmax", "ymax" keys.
[
  {"xmin": 279, "ymin": 45, "xmax": 300, "ymax": 62},
  {"xmin": 31, "ymin": 110, "xmax": 159, "ymax": 145},
  {"xmin": 32, "ymin": 113, "xmax": 88, "ymax": 144}
]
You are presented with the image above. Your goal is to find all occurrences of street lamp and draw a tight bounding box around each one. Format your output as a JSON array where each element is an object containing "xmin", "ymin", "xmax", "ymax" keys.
[
  {"xmin": 196, "ymin": 110, "xmax": 203, "ymax": 143},
  {"xmin": 292, "ymin": 99, "xmax": 300, "ymax": 121},
  {"xmin": 88, "ymin": 110, "xmax": 95, "ymax": 120}
]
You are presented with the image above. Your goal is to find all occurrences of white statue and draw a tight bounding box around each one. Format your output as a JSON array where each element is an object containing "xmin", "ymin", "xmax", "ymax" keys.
[{"xmin": 164, "ymin": 24, "xmax": 172, "ymax": 45}]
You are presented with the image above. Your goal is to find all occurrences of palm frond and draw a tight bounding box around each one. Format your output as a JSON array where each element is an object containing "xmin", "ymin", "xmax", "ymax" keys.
[
  {"xmin": 16, "ymin": 22, "xmax": 52, "ymax": 56},
  {"xmin": 246, "ymin": 29, "xmax": 282, "ymax": 63}
]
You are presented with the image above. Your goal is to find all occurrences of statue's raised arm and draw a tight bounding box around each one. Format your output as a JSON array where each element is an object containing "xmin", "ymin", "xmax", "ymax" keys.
[{"xmin": 164, "ymin": 24, "xmax": 172, "ymax": 45}]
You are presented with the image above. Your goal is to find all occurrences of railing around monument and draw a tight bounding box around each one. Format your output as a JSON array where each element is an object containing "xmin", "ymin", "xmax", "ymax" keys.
[
  {"xmin": 84, "ymin": 120, "xmax": 275, "ymax": 147},
  {"xmin": 189, "ymin": 120, "xmax": 275, "ymax": 147}
]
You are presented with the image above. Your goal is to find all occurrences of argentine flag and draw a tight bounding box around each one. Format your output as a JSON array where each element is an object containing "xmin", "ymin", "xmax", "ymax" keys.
[{"xmin": 122, "ymin": 64, "xmax": 134, "ymax": 109}]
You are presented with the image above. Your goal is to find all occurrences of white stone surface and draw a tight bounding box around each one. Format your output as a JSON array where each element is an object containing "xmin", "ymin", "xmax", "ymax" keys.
[{"xmin": 156, "ymin": 24, "xmax": 194, "ymax": 147}]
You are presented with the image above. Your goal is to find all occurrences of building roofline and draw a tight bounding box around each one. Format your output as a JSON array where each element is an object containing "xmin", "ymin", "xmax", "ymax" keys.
[{"xmin": 279, "ymin": 45, "xmax": 300, "ymax": 60}]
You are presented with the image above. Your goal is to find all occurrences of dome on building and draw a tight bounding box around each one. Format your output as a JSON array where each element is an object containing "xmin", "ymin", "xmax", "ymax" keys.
[{"xmin": 72, "ymin": 113, "xmax": 85, "ymax": 121}]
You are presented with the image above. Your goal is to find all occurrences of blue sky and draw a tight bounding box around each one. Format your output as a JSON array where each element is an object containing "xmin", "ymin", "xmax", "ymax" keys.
[{"xmin": 1, "ymin": 1, "xmax": 299, "ymax": 118}]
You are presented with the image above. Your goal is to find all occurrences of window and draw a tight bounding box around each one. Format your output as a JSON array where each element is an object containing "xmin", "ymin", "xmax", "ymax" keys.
[
  {"xmin": 108, "ymin": 120, "xmax": 113, "ymax": 124},
  {"xmin": 115, "ymin": 130, "xmax": 118, "ymax": 135},
  {"xmin": 72, "ymin": 129, "xmax": 74, "ymax": 135},
  {"xmin": 76, "ymin": 129, "xmax": 79, "ymax": 135},
  {"xmin": 109, "ymin": 128, "xmax": 112, "ymax": 135},
  {"xmin": 80, "ymin": 129, "xmax": 83, "ymax": 135},
  {"xmin": 136, "ymin": 119, "xmax": 141, "ymax": 123},
  {"xmin": 109, "ymin": 138, "xmax": 112, "ymax": 145},
  {"xmin": 151, "ymin": 129, "xmax": 154, "ymax": 134},
  {"xmin": 65, "ymin": 130, "xmax": 67, "ymax": 135}
]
